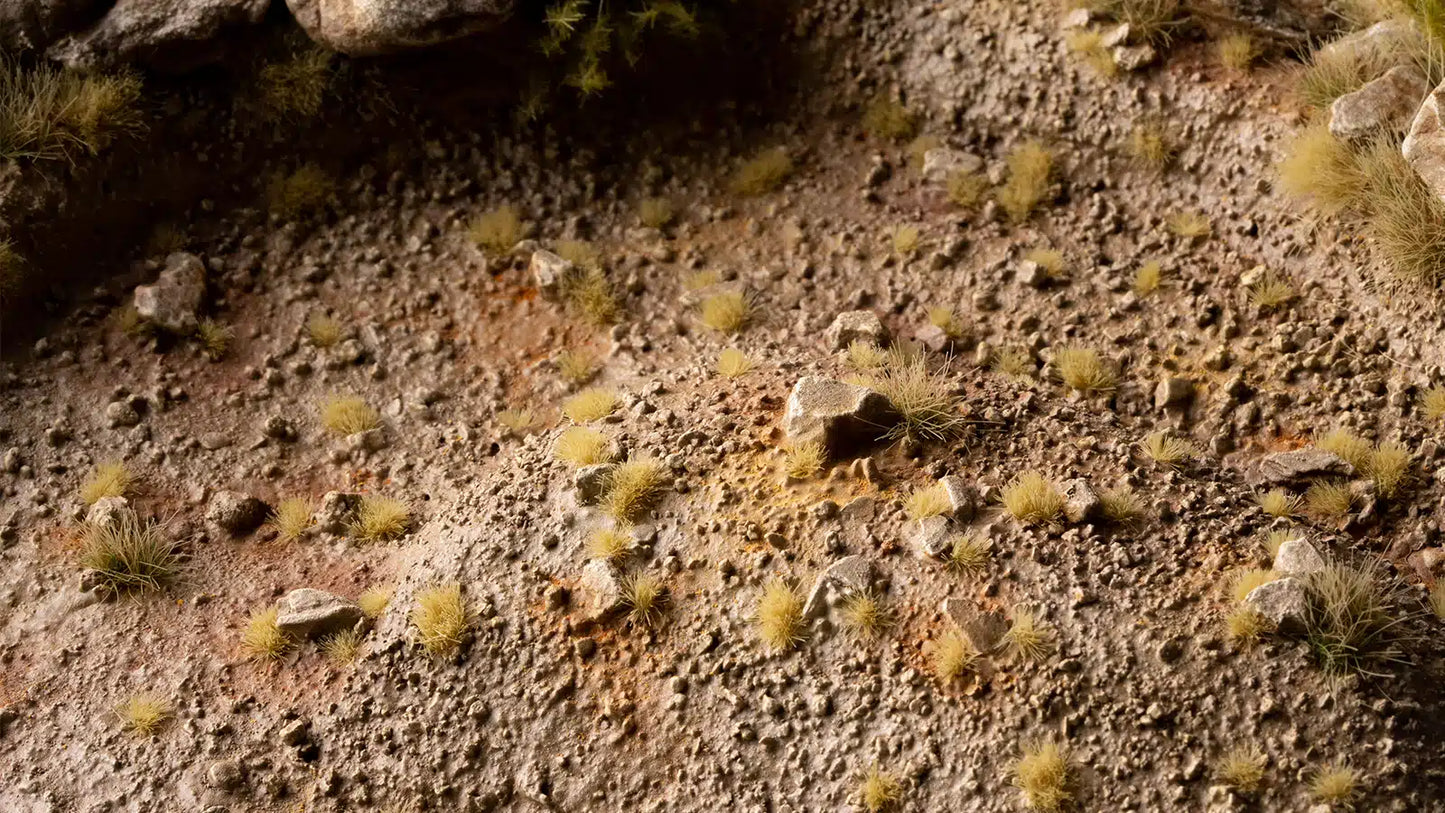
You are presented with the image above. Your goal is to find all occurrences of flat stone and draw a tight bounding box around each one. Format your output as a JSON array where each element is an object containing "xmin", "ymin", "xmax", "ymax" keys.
[
  {"xmin": 943, "ymin": 597, "xmax": 1009, "ymax": 654},
  {"xmin": 1062, "ymin": 479, "xmax": 1102, "ymax": 524},
  {"xmin": 938, "ymin": 475, "xmax": 977, "ymax": 521},
  {"xmin": 286, "ymin": 0, "xmax": 511, "ymax": 55},
  {"xmin": 910, "ymin": 515, "xmax": 953, "ymax": 560},
  {"xmin": 573, "ymin": 463, "xmax": 616, "ymax": 505},
  {"xmin": 204, "ymin": 490, "xmax": 268, "ymax": 536},
  {"xmin": 578, "ymin": 559, "xmax": 624, "ymax": 621},
  {"xmin": 824, "ymin": 310, "xmax": 888, "ymax": 352},
  {"xmin": 48, "ymin": 0, "xmax": 270, "ymax": 70},
  {"xmin": 1330, "ymin": 65, "xmax": 1430, "ymax": 142},
  {"xmin": 133, "ymin": 252, "xmax": 206, "ymax": 334},
  {"xmin": 1245, "ymin": 577, "xmax": 1309, "ymax": 635},
  {"xmin": 1061, "ymin": 7, "xmax": 1091, "ymax": 29},
  {"xmin": 920, "ymin": 147, "xmax": 983, "ymax": 184},
  {"xmin": 528, "ymin": 249, "xmax": 571, "ymax": 300},
  {"xmin": 783, "ymin": 377, "xmax": 898, "ymax": 454},
  {"xmin": 914, "ymin": 322, "xmax": 954, "ymax": 353},
  {"xmin": 1255, "ymin": 449, "xmax": 1354, "ymax": 485},
  {"xmin": 802, "ymin": 555, "xmax": 874, "ymax": 618},
  {"xmin": 275, "ymin": 588, "xmax": 363, "ymax": 639},
  {"xmin": 1274, "ymin": 538, "xmax": 1327, "ymax": 576},
  {"xmin": 1321, "ymin": 18, "xmax": 1423, "ymax": 66}
]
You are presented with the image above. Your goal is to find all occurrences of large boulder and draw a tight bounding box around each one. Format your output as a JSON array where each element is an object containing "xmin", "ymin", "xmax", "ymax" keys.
[
  {"xmin": 284, "ymin": 0, "xmax": 513, "ymax": 55},
  {"xmin": 276, "ymin": 588, "xmax": 363, "ymax": 639},
  {"xmin": 1329, "ymin": 65, "xmax": 1429, "ymax": 142},
  {"xmin": 48, "ymin": 0, "xmax": 271, "ymax": 69},
  {"xmin": 783, "ymin": 377, "xmax": 897, "ymax": 454},
  {"xmin": 1404, "ymin": 79, "xmax": 1445, "ymax": 205},
  {"xmin": 133, "ymin": 252, "xmax": 206, "ymax": 334}
]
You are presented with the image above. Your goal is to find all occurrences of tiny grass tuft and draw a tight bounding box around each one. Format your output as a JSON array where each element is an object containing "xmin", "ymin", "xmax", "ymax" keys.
[
  {"xmin": 1002, "ymin": 471, "xmax": 1065, "ymax": 525},
  {"xmin": 265, "ymin": 164, "xmax": 333, "ymax": 218},
  {"xmin": 1217, "ymin": 32, "xmax": 1256, "ymax": 71},
  {"xmin": 1303, "ymin": 562, "xmax": 1407, "ymax": 679},
  {"xmin": 306, "ymin": 313, "xmax": 345, "ymax": 347},
  {"xmin": 1215, "ymin": 745, "xmax": 1267, "ymax": 791},
  {"xmin": 638, "ymin": 196, "xmax": 676, "ymax": 228},
  {"xmin": 1309, "ymin": 765, "xmax": 1360, "ymax": 806},
  {"xmin": 862, "ymin": 95, "xmax": 916, "ymax": 141},
  {"xmin": 1420, "ymin": 385, "xmax": 1445, "ymax": 420},
  {"xmin": 268, "ymin": 496, "xmax": 315, "ymax": 543},
  {"xmin": 1004, "ymin": 607, "xmax": 1055, "ymax": 661},
  {"xmin": 554, "ymin": 426, "xmax": 613, "ymax": 465},
  {"xmin": 358, "ymin": 586, "xmax": 392, "ymax": 619},
  {"xmin": 840, "ymin": 592, "xmax": 891, "ymax": 641},
  {"xmin": 1305, "ymin": 480, "xmax": 1355, "ymax": 520},
  {"xmin": 622, "ymin": 572, "xmax": 666, "ymax": 627},
  {"xmin": 498, "ymin": 408, "xmax": 536, "ymax": 437},
  {"xmin": 860, "ymin": 764, "xmax": 904, "ymax": 812},
  {"xmin": 117, "ymin": 693, "xmax": 171, "ymax": 736},
  {"xmin": 948, "ymin": 534, "xmax": 992, "ymax": 575},
  {"xmin": 699, "ymin": 290, "xmax": 751, "ymax": 333},
  {"xmin": 928, "ymin": 629, "xmax": 979, "ymax": 683},
  {"xmin": 998, "ymin": 140, "xmax": 1054, "ymax": 223},
  {"xmin": 756, "ymin": 577, "xmax": 805, "ymax": 651},
  {"xmin": 602, "ymin": 457, "xmax": 668, "ymax": 522},
  {"xmin": 1278, "ymin": 124, "xmax": 1366, "ymax": 216},
  {"xmin": 1249, "ymin": 272, "xmax": 1295, "ymax": 310},
  {"xmin": 946, "ymin": 169, "xmax": 988, "ymax": 209},
  {"xmin": 716, "ymin": 347, "xmax": 753, "ymax": 378},
  {"xmin": 588, "ymin": 527, "xmax": 633, "ymax": 561},
  {"xmin": 1128, "ymin": 121, "xmax": 1172, "ymax": 170},
  {"xmin": 729, "ymin": 147, "xmax": 793, "ymax": 196},
  {"xmin": 784, "ymin": 441, "xmax": 826, "ymax": 480},
  {"xmin": 1231, "ymin": 568, "xmax": 1279, "ymax": 603},
  {"xmin": 195, "ymin": 319, "xmax": 233, "ymax": 360},
  {"xmin": 1140, "ymin": 431, "xmax": 1197, "ymax": 468},
  {"xmin": 903, "ymin": 482, "xmax": 951, "ymax": 521},
  {"xmin": 81, "ymin": 461, "xmax": 131, "ymax": 505},
  {"xmin": 1133, "ymin": 260, "xmax": 1163, "ymax": 295},
  {"xmin": 562, "ymin": 388, "xmax": 619, "ymax": 423},
  {"xmin": 1167, "ymin": 210, "xmax": 1212, "ymax": 238},
  {"xmin": 1053, "ymin": 345, "xmax": 1115, "ymax": 392},
  {"xmin": 79, "ymin": 513, "xmax": 180, "ymax": 596},
  {"xmin": 352, "ymin": 495, "xmax": 410, "ymax": 542},
  {"xmin": 469, "ymin": 205, "xmax": 524, "ymax": 253},
  {"xmin": 1259, "ymin": 488, "xmax": 1300, "ymax": 518},
  {"xmin": 864, "ymin": 352, "xmax": 965, "ymax": 442},
  {"xmin": 1100, "ymin": 485, "xmax": 1145, "ymax": 523},
  {"xmin": 412, "ymin": 583, "xmax": 471, "ymax": 655},
  {"xmin": 1225, "ymin": 606, "xmax": 1272, "ymax": 644},
  {"xmin": 320, "ymin": 395, "xmax": 380, "ymax": 436},
  {"xmin": 1012, "ymin": 739, "xmax": 1072, "ymax": 812},
  {"xmin": 241, "ymin": 606, "xmax": 292, "ymax": 662},
  {"xmin": 322, "ymin": 628, "xmax": 364, "ymax": 665},
  {"xmin": 555, "ymin": 348, "xmax": 599, "ymax": 387}
]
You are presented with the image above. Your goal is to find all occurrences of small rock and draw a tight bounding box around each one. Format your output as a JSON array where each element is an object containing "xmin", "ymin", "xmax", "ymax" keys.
[
  {"xmin": 1245, "ymin": 577, "xmax": 1309, "ymax": 635},
  {"xmin": 1062, "ymin": 479, "xmax": 1102, "ymax": 524},
  {"xmin": 1254, "ymin": 449, "xmax": 1354, "ymax": 485},
  {"xmin": 313, "ymin": 492, "xmax": 363, "ymax": 534},
  {"xmin": 279, "ymin": 720, "xmax": 310, "ymax": 747},
  {"xmin": 1273, "ymin": 538, "xmax": 1327, "ymax": 576},
  {"xmin": 573, "ymin": 463, "xmax": 616, "ymax": 505},
  {"xmin": 206, "ymin": 759, "xmax": 244, "ymax": 791},
  {"xmin": 910, "ymin": 515, "xmax": 953, "ymax": 560},
  {"xmin": 1016, "ymin": 259, "xmax": 1048, "ymax": 288},
  {"xmin": 105, "ymin": 400, "xmax": 142, "ymax": 428},
  {"xmin": 1330, "ymin": 65, "xmax": 1430, "ymax": 141},
  {"xmin": 802, "ymin": 555, "xmax": 874, "ymax": 618},
  {"xmin": 1113, "ymin": 43, "xmax": 1156, "ymax": 71},
  {"xmin": 1404, "ymin": 76, "xmax": 1445, "ymax": 204},
  {"xmin": 529, "ymin": 249, "xmax": 572, "ymax": 300},
  {"xmin": 133, "ymin": 252, "xmax": 206, "ymax": 334},
  {"xmin": 1154, "ymin": 377, "xmax": 1195, "ymax": 410},
  {"xmin": 823, "ymin": 310, "xmax": 888, "ymax": 351},
  {"xmin": 1061, "ymin": 7, "xmax": 1092, "ymax": 28},
  {"xmin": 205, "ymin": 491, "xmax": 268, "ymax": 536},
  {"xmin": 276, "ymin": 588, "xmax": 364, "ymax": 639},
  {"xmin": 85, "ymin": 496, "xmax": 134, "ymax": 530},
  {"xmin": 943, "ymin": 597, "xmax": 1008, "ymax": 654},
  {"xmin": 347, "ymin": 428, "xmax": 387, "ymax": 452},
  {"xmin": 920, "ymin": 147, "xmax": 983, "ymax": 184},
  {"xmin": 938, "ymin": 475, "xmax": 977, "ymax": 521},
  {"xmin": 578, "ymin": 559, "xmax": 624, "ymax": 621},
  {"xmin": 784, "ymin": 377, "xmax": 898, "ymax": 454},
  {"xmin": 262, "ymin": 415, "xmax": 298, "ymax": 442}
]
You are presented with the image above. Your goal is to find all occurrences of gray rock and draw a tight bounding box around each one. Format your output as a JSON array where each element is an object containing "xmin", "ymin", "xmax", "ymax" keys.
[
  {"xmin": 347, "ymin": 428, "xmax": 388, "ymax": 452},
  {"xmin": 914, "ymin": 322, "xmax": 954, "ymax": 353},
  {"xmin": 1101, "ymin": 22, "xmax": 1130, "ymax": 48},
  {"xmin": 85, "ymin": 496, "xmax": 134, "ymax": 529},
  {"xmin": 938, "ymin": 475, "xmax": 977, "ymax": 521},
  {"xmin": 1062, "ymin": 479, "xmax": 1102, "ymax": 524},
  {"xmin": 206, "ymin": 759, "xmax": 244, "ymax": 791},
  {"xmin": 920, "ymin": 147, "xmax": 983, "ymax": 184},
  {"xmin": 133, "ymin": 252, "xmax": 206, "ymax": 334},
  {"xmin": 1274, "ymin": 538, "xmax": 1327, "ymax": 575},
  {"xmin": 1016, "ymin": 259, "xmax": 1048, "ymax": 288},
  {"xmin": 573, "ymin": 463, "xmax": 616, "ymax": 505},
  {"xmin": 943, "ymin": 597, "xmax": 1008, "ymax": 654},
  {"xmin": 1329, "ymin": 65, "xmax": 1429, "ymax": 142},
  {"xmin": 0, "ymin": 0, "xmax": 97, "ymax": 53},
  {"xmin": 1320, "ymin": 18, "xmax": 1422, "ymax": 67},
  {"xmin": 824, "ymin": 310, "xmax": 888, "ymax": 351},
  {"xmin": 1061, "ymin": 7, "xmax": 1091, "ymax": 28},
  {"xmin": 1255, "ymin": 449, "xmax": 1354, "ymax": 485},
  {"xmin": 262, "ymin": 415, "xmax": 298, "ymax": 442},
  {"xmin": 48, "ymin": 0, "xmax": 269, "ymax": 69},
  {"xmin": 1404, "ymin": 78, "xmax": 1445, "ymax": 204},
  {"xmin": 529, "ymin": 249, "xmax": 572, "ymax": 300},
  {"xmin": 1245, "ymin": 577, "xmax": 1309, "ymax": 635},
  {"xmin": 313, "ymin": 491, "xmax": 362, "ymax": 534},
  {"xmin": 783, "ymin": 377, "xmax": 897, "ymax": 453},
  {"xmin": 275, "ymin": 588, "xmax": 363, "ymax": 639},
  {"xmin": 1113, "ymin": 43, "xmax": 1156, "ymax": 71},
  {"xmin": 205, "ymin": 490, "xmax": 268, "ymax": 536},
  {"xmin": 910, "ymin": 515, "xmax": 953, "ymax": 560},
  {"xmin": 803, "ymin": 555, "xmax": 874, "ymax": 618},
  {"xmin": 578, "ymin": 559, "xmax": 624, "ymax": 621},
  {"xmin": 105, "ymin": 400, "xmax": 142, "ymax": 428},
  {"xmin": 1155, "ymin": 377, "xmax": 1195, "ymax": 410},
  {"xmin": 285, "ymin": 0, "xmax": 512, "ymax": 55}
]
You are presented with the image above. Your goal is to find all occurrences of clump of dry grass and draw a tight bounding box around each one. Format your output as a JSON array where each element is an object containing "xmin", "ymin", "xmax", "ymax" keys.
[
  {"xmin": 927, "ymin": 306, "xmax": 964, "ymax": 338},
  {"xmin": 322, "ymin": 628, "xmax": 364, "ymax": 665},
  {"xmin": 306, "ymin": 313, "xmax": 345, "ymax": 347},
  {"xmin": 1249, "ymin": 271, "xmax": 1295, "ymax": 310},
  {"xmin": 1217, "ymin": 32, "xmax": 1256, "ymax": 71},
  {"xmin": 907, "ymin": 133, "xmax": 942, "ymax": 170},
  {"xmin": 864, "ymin": 352, "xmax": 965, "ymax": 442},
  {"xmin": 412, "ymin": 583, "xmax": 470, "ymax": 654},
  {"xmin": 716, "ymin": 347, "xmax": 753, "ymax": 378},
  {"xmin": 79, "ymin": 513, "xmax": 180, "ymax": 596},
  {"xmin": 1129, "ymin": 120, "xmax": 1172, "ymax": 170},
  {"xmin": 241, "ymin": 606, "xmax": 292, "ymax": 662},
  {"xmin": 1118, "ymin": 0, "xmax": 1184, "ymax": 45},
  {"xmin": 992, "ymin": 347, "xmax": 1035, "ymax": 380},
  {"xmin": 1356, "ymin": 138, "xmax": 1445, "ymax": 287},
  {"xmin": 116, "ymin": 693, "xmax": 171, "ymax": 736},
  {"xmin": 928, "ymin": 629, "xmax": 978, "ymax": 682},
  {"xmin": 1231, "ymin": 568, "xmax": 1279, "ymax": 602},
  {"xmin": 554, "ymin": 239, "xmax": 602, "ymax": 270},
  {"xmin": 555, "ymin": 348, "xmax": 599, "ymax": 386},
  {"xmin": 588, "ymin": 527, "xmax": 632, "ymax": 561},
  {"xmin": 1066, "ymin": 29, "xmax": 1118, "ymax": 78},
  {"xmin": 729, "ymin": 146, "xmax": 793, "ymax": 195},
  {"xmin": 1024, "ymin": 247, "xmax": 1065, "ymax": 277},
  {"xmin": 841, "ymin": 593, "xmax": 891, "ymax": 641},
  {"xmin": 784, "ymin": 441, "xmax": 826, "ymax": 480},
  {"xmin": 1305, "ymin": 480, "xmax": 1355, "ymax": 520},
  {"xmin": 194, "ymin": 319, "xmax": 232, "ymax": 360},
  {"xmin": 1012, "ymin": 739, "xmax": 1072, "ymax": 812},
  {"xmin": 358, "ymin": 586, "xmax": 392, "ymax": 619},
  {"xmin": 1225, "ymin": 606, "xmax": 1272, "ymax": 644},
  {"xmin": 1304, "ymin": 562, "xmax": 1406, "ymax": 678},
  {"xmin": 862, "ymin": 95, "xmax": 916, "ymax": 141},
  {"xmin": 258, "ymin": 46, "xmax": 333, "ymax": 120},
  {"xmin": 638, "ymin": 196, "xmax": 675, "ymax": 228},
  {"xmin": 699, "ymin": 290, "xmax": 751, "ymax": 333},
  {"xmin": 1420, "ymin": 386, "xmax": 1445, "ymax": 420},
  {"xmin": 81, "ymin": 461, "xmax": 131, "ymax": 505},
  {"xmin": 268, "ymin": 496, "xmax": 315, "ymax": 543},
  {"xmin": 621, "ymin": 573, "xmax": 666, "ymax": 627},
  {"xmin": 756, "ymin": 577, "xmax": 805, "ymax": 651},
  {"xmin": 1259, "ymin": 488, "xmax": 1300, "ymax": 518},
  {"xmin": 1053, "ymin": 345, "xmax": 1116, "ymax": 392},
  {"xmin": 1134, "ymin": 260, "xmax": 1162, "ymax": 295},
  {"xmin": 1167, "ymin": 210, "xmax": 1212, "ymax": 238},
  {"xmin": 1140, "ymin": 431, "xmax": 1197, "ymax": 467},
  {"xmin": 1215, "ymin": 745, "xmax": 1267, "ymax": 791},
  {"xmin": 891, "ymin": 224, "xmax": 921, "ymax": 256},
  {"xmin": 469, "ymin": 205, "xmax": 523, "ymax": 253},
  {"xmin": 497, "ymin": 408, "xmax": 536, "ymax": 437},
  {"xmin": 266, "ymin": 164, "xmax": 333, "ymax": 218},
  {"xmin": 946, "ymin": 169, "xmax": 988, "ymax": 208},
  {"xmin": 562, "ymin": 388, "xmax": 618, "ymax": 423},
  {"xmin": 1309, "ymin": 765, "xmax": 1359, "ymax": 805},
  {"xmin": 1100, "ymin": 485, "xmax": 1145, "ymax": 523},
  {"xmin": 320, "ymin": 395, "xmax": 380, "ymax": 436},
  {"xmin": 948, "ymin": 535, "xmax": 992, "ymax": 575},
  {"xmin": 846, "ymin": 340, "xmax": 888, "ymax": 371},
  {"xmin": 998, "ymin": 140, "xmax": 1054, "ymax": 223},
  {"xmin": 904, "ymin": 482, "xmax": 951, "ymax": 520},
  {"xmin": 352, "ymin": 495, "xmax": 410, "ymax": 542},
  {"xmin": 1003, "ymin": 471, "xmax": 1065, "ymax": 525},
  {"xmin": 1005, "ymin": 607, "xmax": 1055, "ymax": 661},
  {"xmin": 683, "ymin": 269, "xmax": 721, "ymax": 291},
  {"xmin": 602, "ymin": 458, "xmax": 668, "ymax": 522},
  {"xmin": 1317, "ymin": 427, "xmax": 1372, "ymax": 470},
  {"xmin": 554, "ymin": 426, "xmax": 613, "ymax": 465},
  {"xmin": 560, "ymin": 266, "xmax": 621, "ymax": 326},
  {"xmin": 860, "ymin": 764, "xmax": 904, "ymax": 812},
  {"xmin": 0, "ymin": 59, "xmax": 144, "ymax": 162},
  {"xmin": 1298, "ymin": 43, "xmax": 1382, "ymax": 109},
  {"xmin": 1278, "ymin": 124, "xmax": 1366, "ymax": 216},
  {"xmin": 1370, "ymin": 441, "xmax": 1413, "ymax": 498},
  {"xmin": 1261, "ymin": 529, "xmax": 1295, "ymax": 558}
]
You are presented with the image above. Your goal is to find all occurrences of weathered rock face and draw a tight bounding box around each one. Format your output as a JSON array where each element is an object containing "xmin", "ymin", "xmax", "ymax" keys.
[
  {"xmin": 1404, "ymin": 79, "xmax": 1445, "ymax": 205},
  {"xmin": 276, "ymin": 588, "xmax": 363, "ymax": 638},
  {"xmin": 823, "ymin": 310, "xmax": 887, "ymax": 351},
  {"xmin": 1245, "ymin": 577, "xmax": 1309, "ymax": 635},
  {"xmin": 783, "ymin": 377, "xmax": 897, "ymax": 454},
  {"xmin": 205, "ymin": 490, "xmax": 269, "ymax": 536},
  {"xmin": 0, "ymin": 0, "xmax": 100, "ymax": 54},
  {"xmin": 285, "ymin": 0, "xmax": 513, "ymax": 55},
  {"xmin": 133, "ymin": 252, "xmax": 206, "ymax": 334},
  {"xmin": 1329, "ymin": 65, "xmax": 1429, "ymax": 142},
  {"xmin": 48, "ymin": 0, "xmax": 271, "ymax": 69},
  {"xmin": 1253, "ymin": 449, "xmax": 1353, "ymax": 486}
]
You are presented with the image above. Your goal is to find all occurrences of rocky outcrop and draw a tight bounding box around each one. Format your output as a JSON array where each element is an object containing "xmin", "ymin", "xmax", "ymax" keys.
[
  {"xmin": 48, "ymin": 0, "xmax": 271, "ymax": 70},
  {"xmin": 1404, "ymin": 79, "xmax": 1445, "ymax": 205},
  {"xmin": 1329, "ymin": 65, "xmax": 1429, "ymax": 142},
  {"xmin": 284, "ymin": 0, "xmax": 513, "ymax": 55}
]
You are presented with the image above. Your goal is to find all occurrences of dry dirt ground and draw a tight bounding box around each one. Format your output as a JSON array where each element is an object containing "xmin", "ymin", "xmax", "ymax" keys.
[{"xmin": 3, "ymin": 0, "xmax": 1445, "ymax": 811}]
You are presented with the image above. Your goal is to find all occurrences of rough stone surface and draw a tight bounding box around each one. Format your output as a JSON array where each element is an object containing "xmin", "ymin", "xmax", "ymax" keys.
[
  {"xmin": 133, "ymin": 252, "xmax": 206, "ymax": 334},
  {"xmin": 783, "ymin": 377, "xmax": 897, "ymax": 453},
  {"xmin": 578, "ymin": 559, "xmax": 624, "ymax": 621},
  {"xmin": 803, "ymin": 555, "xmax": 874, "ymax": 618},
  {"xmin": 823, "ymin": 310, "xmax": 887, "ymax": 351},
  {"xmin": 1329, "ymin": 65, "xmax": 1429, "ymax": 142},
  {"xmin": 48, "ymin": 0, "xmax": 270, "ymax": 69},
  {"xmin": 1154, "ymin": 377, "xmax": 1195, "ymax": 410},
  {"xmin": 943, "ymin": 597, "xmax": 1008, "ymax": 654},
  {"xmin": 1404, "ymin": 78, "xmax": 1445, "ymax": 204},
  {"xmin": 938, "ymin": 475, "xmax": 976, "ymax": 521},
  {"xmin": 1274, "ymin": 538, "xmax": 1327, "ymax": 576},
  {"xmin": 275, "ymin": 588, "xmax": 363, "ymax": 639},
  {"xmin": 573, "ymin": 463, "xmax": 615, "ymax": 505},
  {"xmin": 313, "ymin": 491, "xmax": 362, "ymax": 534},
  {"xmin": 1245, "ymin": 577, "xmax": 1309, "ymax": 635},
  {"xmin": 1255, "ymin": 449, "xmax": 1354, "ymax": 485},
  {"xmin": 205, "ymin": 490, "xmax": 268, "ymax": 536},
  {"xmin": 920, "ymin": 147, "xmax": 983, "ymax": 184},
  {"xmin": 529, "ymin": 249, "xmax": 571, "ymax": 300},
  {"xmin": 0, "ymin": 0, "xmax": 96, "ymax": 53},
  {"xmin": 1321, "ymin": 18, "xmax": 1423, "ymax": 66},
  {"xmin": 285, "ymin": 0, "xmax": 513, "ymax": 55},
  {"xmin": 910, "ymin": 515, "xmax": 953, "ymax": 560},
  {"xmin": 1113, "ymin": 44, "xmax": 1156, "ymax": 71},
  {"xmin": 85, "ymin": 496, "xmax": 134, "ymax": 529},
  {"xmin": 1062, "ymin": 479, "xmax": 1102, "ymax": 524}
]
